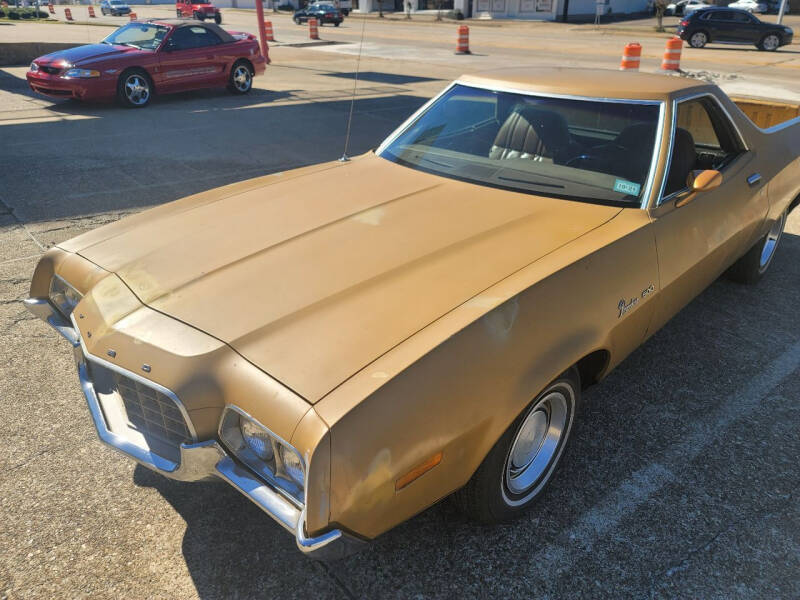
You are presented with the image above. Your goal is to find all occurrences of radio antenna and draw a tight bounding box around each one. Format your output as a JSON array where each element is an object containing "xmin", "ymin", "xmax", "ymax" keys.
[{"xmin": 339, "ymin": 13, "xmax": 368, "ymax": 162}]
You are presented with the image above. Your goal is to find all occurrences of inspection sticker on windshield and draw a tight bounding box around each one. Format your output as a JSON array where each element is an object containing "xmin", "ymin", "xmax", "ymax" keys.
[{"xmin": 613, "ymin": 179, "xmax": 641, "ymax": 196}]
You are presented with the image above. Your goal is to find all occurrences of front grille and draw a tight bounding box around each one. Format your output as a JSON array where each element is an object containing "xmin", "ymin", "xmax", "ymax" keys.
[
  {"xmin": 39, "ymin": 65, "xmax": 61, "ymax": 75},
  {"xmin": 113, "ymin": 372, "xmax": 191, "ymax": 446}
]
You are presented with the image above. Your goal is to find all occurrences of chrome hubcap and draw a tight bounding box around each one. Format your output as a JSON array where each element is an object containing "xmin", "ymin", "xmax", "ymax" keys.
[
  {"xmin": 759, "ymin": 211, "xmax": 785, "ymax": 272},
  {"xmin": 233, "ymin": 66, "xmax": 251, "ymax": 92},
  {"xmin": 763, "ymin": 35, "xmax": 779, "ymax": 50},
  {"xmin": 691, "ymin": 32, "xmax": 706, "ymax": 46},
  {"xmin": 504, "ymin": 390, "xmax": 571, "ymax": 500},
  {"xmin": 124, "ymin": 75, "xmax": 149, "ymax": 105}
]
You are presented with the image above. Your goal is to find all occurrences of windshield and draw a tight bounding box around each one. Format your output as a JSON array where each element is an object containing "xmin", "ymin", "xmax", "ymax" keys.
[
  {"xmin": 378, "ymin": 84, "xmax": 662, "ymax": 206},
  {"xmin": 103, "ymin": 24, "xmax": 170, "ymax": 50},
  {"xmin": 110, "ymin": 1, "xmax": 125, "ymax": 5}
]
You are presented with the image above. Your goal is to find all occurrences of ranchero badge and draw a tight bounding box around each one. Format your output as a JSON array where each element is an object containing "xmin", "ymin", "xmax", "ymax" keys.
[{"xmin": 618, "ymin": 297, "xmax": 638, "ymax": 318}]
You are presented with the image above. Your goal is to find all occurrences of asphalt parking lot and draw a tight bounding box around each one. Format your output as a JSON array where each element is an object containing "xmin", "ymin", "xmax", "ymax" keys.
[{"xmin": 1, "ymin": 19, "xmax": 800, "ymax": 599}]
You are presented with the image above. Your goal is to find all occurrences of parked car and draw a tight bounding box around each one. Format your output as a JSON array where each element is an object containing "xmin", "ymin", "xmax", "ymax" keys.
[
  {"xmin": 683, "ymin": 0, "xmax": 713, "ymax": 15},
  {"xmin": 25, "ymin": 67, "xmax": 800, "ymax": 558},
  {"xmin": 176, "ymin": 0, "xmax": 221, "ymax": 23},
  {"xmin": 26, "ymin": 21, "xmax": 265, "ymax": 107},
  {"xmin": 665, "ymin": 0, "xmax": 709, "ymax": 16},
  {"xmin": 293, "ymin": 2, "xmax": 343, "ymax": 25},
  {"xmin": 765, "ymin": 0, "xmax": 790, "ymax": 13},
  {"xmin": 678, "ymin": 7, "xmax": 794, "ymax": 49},
  {"xmin": 99, "ymin": 0, "xmax": 131, "ymax": 16},
  {"xmin": 727, "ymin": 0, "xmax": 767, "ymax": 12}
]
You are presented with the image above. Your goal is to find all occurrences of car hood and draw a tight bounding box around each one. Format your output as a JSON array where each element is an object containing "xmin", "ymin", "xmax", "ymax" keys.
[
  {"xmin": 63, "ymin": 154, "xmax": 621, "ymax": 403},
  {"xmin": 36, "ymin": 44, "xmax": 143, "ymax": 67}
]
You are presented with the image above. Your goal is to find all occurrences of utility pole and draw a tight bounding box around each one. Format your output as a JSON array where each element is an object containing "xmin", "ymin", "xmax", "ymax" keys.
[
  {"xmin": 255, "ymin": 0, "xmax": 270, "ymax": 63},
  {"xmin": 776, "ymin": 0, "xmax": 787, "ymax": 24}
]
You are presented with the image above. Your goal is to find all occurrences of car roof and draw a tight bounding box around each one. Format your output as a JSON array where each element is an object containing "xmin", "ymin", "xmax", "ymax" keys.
[{"xmin": 458, "ymin": 67, "xmax": 709, "ymax": 102}]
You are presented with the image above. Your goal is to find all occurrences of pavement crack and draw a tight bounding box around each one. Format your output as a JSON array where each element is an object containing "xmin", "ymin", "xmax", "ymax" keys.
[
  {"xmin": 0, "ymin": 193, "xmax": 47, "ymax": 253},
  {"xmin": 315, "ymin": 559, "xmax": 359, "ymax": 600}
]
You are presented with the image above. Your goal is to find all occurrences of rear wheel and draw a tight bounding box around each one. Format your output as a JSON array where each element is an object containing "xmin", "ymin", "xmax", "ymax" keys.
[
  {"xmin": 452, "ymin": 369, "xmax": 580, "ymax": 523},
  {"xmin": 759, "ymin": 33, "xmax": 781, "ymax": 51},
  {"xmin": 193, "ymin": 10, "xmax": 204, "ymax": 20},
  {"xmin": 334, "ymin": 20, "xmax": 340, "ymax": 26},
  {"xmin": 293, "ymin": 16, "xmax": 300, "ymax": 23},
  {"xmin": 689, "ymin": 30, "xmax": 708, "ymax": 48},
  {"xmin": 214, "ymin": 12, "xmax": 221, "ymax": 23},
  {"xmin": 117, "ymin": 68, "xmax": 151, "ymax": 108},
  {"xmin": 228, "ymin": 60, "xmax": 252, "ymax": 95},
  {"xmin": 176, "ymin": 9, "xmax": 182, "ymax": 17},
  {"xmin": 727, "ymin": 210, "xmax": 786, "ymax": 284}
]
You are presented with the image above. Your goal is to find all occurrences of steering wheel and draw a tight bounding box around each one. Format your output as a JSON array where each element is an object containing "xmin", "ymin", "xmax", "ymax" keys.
[{"xmin": 564, "ymin": 143, "xmax": 627, "ymax": 170}]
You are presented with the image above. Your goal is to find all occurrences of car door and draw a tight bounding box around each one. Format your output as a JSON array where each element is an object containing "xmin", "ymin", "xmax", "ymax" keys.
[
  {"xmin": 705, "ymin": 10, "xmax": 739, "ymax": 41},
  {"xmin": 648, "ymin": 93, "xmax": 768, "ymax": 332},
  {"xmin": 157, "ymin": 25, "xmax": 227, "ymax": 92},
  {"xmin": 730, "ymin": 10, "xmax": 759, "ymax": 41}
]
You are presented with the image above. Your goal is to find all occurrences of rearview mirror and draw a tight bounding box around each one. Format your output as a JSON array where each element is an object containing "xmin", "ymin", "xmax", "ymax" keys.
[{"xmin": 675, "ymin": 169, "xmax": 722, "ymax": 208}]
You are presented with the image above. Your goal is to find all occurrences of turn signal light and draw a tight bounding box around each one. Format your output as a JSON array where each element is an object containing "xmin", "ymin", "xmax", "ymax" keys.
[{"xmin": 395, "ymin": 452, "xmax": 443, "ymax": 491}]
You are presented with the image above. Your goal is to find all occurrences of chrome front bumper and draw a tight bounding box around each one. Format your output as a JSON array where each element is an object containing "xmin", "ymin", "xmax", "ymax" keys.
[{"xmin": 24, "ymin": 298, "xmax": 361, "ymax": 560}]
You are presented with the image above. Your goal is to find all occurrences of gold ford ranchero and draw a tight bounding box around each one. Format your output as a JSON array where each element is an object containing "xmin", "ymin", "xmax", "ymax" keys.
[{"xmin": 27, "ymin": 68, "xmax": 800, "ymax": 559}]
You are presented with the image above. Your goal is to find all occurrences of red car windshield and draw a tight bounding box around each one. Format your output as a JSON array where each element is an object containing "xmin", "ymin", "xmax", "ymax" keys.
[{"xmin": 103, "ymin": 24, "xmax": 171, "ymax": 50}]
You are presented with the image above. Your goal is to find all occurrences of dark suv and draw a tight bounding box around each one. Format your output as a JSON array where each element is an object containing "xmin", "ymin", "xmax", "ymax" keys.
[{"xmin": 677, "ymin": 7, "xmax": 793, "ymax": 50}]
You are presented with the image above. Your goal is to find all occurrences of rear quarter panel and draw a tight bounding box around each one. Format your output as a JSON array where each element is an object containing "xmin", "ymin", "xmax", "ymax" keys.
[{"xmin": 317, "ymin": 209, "xmax": 659, "ymax": 539}]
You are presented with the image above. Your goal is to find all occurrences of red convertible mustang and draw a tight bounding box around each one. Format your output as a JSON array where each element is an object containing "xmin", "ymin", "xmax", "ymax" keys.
[{"xmin": 26, "ymin": 20, "xmax": 266, "ymax": 107}]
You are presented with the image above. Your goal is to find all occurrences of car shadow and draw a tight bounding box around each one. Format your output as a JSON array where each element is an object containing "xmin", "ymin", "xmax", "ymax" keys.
[
  {"xmin": 132, "ymin": 232, "xmax": 800, "ymax": 598},
  {"xmin": 0, "ymin": 72, "xmax": 428, "ymax": 228}
]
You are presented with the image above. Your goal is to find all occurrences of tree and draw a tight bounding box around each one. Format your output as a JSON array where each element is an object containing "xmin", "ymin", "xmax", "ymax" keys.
[{"xmin": 655, "ymin": 0, "xmax": 667, "ymax": 32}]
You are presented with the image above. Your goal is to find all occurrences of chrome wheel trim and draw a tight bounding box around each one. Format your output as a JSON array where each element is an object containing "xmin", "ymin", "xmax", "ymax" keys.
[
  {"xmin": 762, "ymin": 34, "xmax": 779, "ymax": 50},
  {"xmin": 502, "ymin": 386, "xmax": 574, "ymax": 506},
  {"xmin": 758, "ymin": 211, "xmax": 785, "ymax": 272},
  {"xmin": 232, "ymin": 65, "xmax": 252, "ymax": 92},
  {"xmin": 690, "ymin": 32, "xmax": 707, "ymax": 47},
  {"xmin": 124, "ymin": 74, "xmax": 149, "ymax": 105}
]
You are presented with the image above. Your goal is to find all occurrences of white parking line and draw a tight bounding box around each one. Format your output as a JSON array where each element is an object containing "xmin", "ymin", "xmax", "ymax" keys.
[{"xmin": 527, "ymin": 337, "xmax": 800, "ymax": 583}]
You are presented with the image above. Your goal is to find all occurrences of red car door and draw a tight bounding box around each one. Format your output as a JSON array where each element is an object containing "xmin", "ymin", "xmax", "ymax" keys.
[{"xmin": 157, "ymin": 25, "xmax": 227, "ymax": 92}]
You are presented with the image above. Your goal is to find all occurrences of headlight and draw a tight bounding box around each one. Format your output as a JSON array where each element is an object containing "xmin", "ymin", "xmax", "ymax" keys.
[
  {"xmin": 30, "ymin": 62, "xmax": 40, "ymax": 73},
  {"xmin": 240, "ymin": 419, "xmax": 274, "ymax": 461},
  {"xmin": 49, "ymin": 275, "xmax": 82, "ymax": 318},
  {"xmin": 219, "ymin": 406, "xmax": 306, "ymax": 504},
  {"xmin": 784, "ymin": 27, "xmax": 793, "ymax": 34},
  {"xmin": 62, "ymin": 68, "xmax": 101, "ymax": 79}
]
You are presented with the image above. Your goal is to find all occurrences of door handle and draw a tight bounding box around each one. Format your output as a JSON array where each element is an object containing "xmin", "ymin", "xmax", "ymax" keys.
[{"xmin": 747, "ymin": 173, "xmax": 762, "ymax": 186}]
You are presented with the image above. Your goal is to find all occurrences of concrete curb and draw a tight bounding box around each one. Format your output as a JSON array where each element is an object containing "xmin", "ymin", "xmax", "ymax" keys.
[{"xmin": 0, "ymin": 42, "xmax": 80, "ymax": 66}]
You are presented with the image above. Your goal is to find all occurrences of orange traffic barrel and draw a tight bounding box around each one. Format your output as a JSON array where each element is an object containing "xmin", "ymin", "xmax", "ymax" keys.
[
  {"xmin": 264, "ymin": 20, "xmax": 274, "ymax": 41},
  {"xmin": 309, "ymin": 17, "xmax": 319, "ymax": 39},
  {"xmin": 455, "ymin": 25, "xmax": 470, "ymax": 55},
  {"xmin": 661, "ymin": 36, "xmax": 682, "ymax": 71},
  {"xmin": 88, "ymin": 5, "xmax": 95, "ymax": 17},
  {"xmin": 129, "ymin": 11, "xmax": 137, "ymax": 20},
  {"xmin": 64, "ymin": 7, "xmax": 73, "ymax": 20},
  {"xmin": 619, "ymin": 42, "xmax": 641, "ymax": 71}
]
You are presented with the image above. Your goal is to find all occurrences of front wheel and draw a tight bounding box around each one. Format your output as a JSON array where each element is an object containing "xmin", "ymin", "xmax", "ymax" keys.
[
  {"xmin": 176, "ymin": 9, "xmax": 182, "ymax": 17},
  {"xmin": 117, "ymin": 68, "xmax": 151, "ymax": 108},
  {"xmin": 293, "ymin": 16, "xmax": 300, "ymax": 24},
  {"xmin": 727, "ymin": 210, "xmax": 786, "ymax": 284},
  {"xmin": 228, "ymin": 60, "xmax": 252, "ymax": 94},
  {"xmin": 452, "ymin": 369, "xmax": 580, "ymax": 523},
  {"xmin": 689, "ymin": 31, "xmax": 708, "ymax": 48},
  {"xmin": 759, "ymin": 33, "xmax": 781, "ymax": 51},
  {"xmin": 334, "ymin": 20, "xmax": 340, "ymax": 26}
]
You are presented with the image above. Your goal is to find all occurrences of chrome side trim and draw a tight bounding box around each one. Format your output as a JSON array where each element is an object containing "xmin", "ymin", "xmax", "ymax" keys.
[{"xmin": 752, "ymin": 114, "xmax": 800, "ymax": 134}]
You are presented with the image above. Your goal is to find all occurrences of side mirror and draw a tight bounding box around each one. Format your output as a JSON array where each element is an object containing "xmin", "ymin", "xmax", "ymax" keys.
[{"xmin": 675, "ymin": 169, "xmax": 722, "ymax": 208}]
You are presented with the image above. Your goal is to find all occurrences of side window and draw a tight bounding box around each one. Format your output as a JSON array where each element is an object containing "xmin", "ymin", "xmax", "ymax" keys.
[
  {"xmin": 664, "ymin": 97, "xmax": 746, "ymax": 197},
  {"xmin": 732, "ymin": 11, "xmax": 755, "ymax": 22},
  {"xmin": 168, "ymin": 26, "xmax": 221, "ymax": 50}
]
